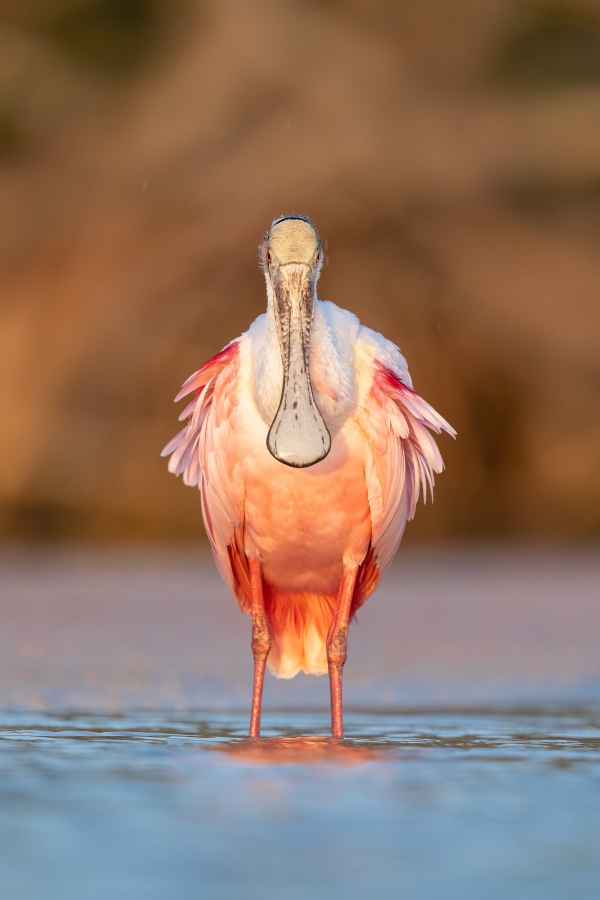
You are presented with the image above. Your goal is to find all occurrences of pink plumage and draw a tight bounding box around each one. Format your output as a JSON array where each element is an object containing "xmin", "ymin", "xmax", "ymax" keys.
[{"xmin": 162, "ymin": 215, "xmax": 455, "ymax": 737}]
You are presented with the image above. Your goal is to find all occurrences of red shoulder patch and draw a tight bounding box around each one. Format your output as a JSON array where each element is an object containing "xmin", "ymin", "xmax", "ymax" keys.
[
  {"xmin": 161, "ymin": 340, "xmax": 240, "ymax": 476},
  {"xmin": 174, "ymin": 341, "xmax": 240, "ymax": 403},
  {"xmin": 371, "ymin": 360, "xmax": 414, "ymax": 400}
]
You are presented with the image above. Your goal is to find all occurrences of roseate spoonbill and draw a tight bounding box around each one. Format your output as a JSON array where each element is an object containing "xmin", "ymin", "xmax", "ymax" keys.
[{"xmin": 162, "ymin": 214, "xmax": 455, "ymax": 738}]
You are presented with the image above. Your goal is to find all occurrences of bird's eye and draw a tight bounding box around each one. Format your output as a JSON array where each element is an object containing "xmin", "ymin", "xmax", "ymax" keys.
[
  {"xmin": 266, "ymin": 251, "xmax": 272, "ymax": 264},
  {"xmin": 315, "ymin": 252, "xmax": 321, "ymax": 264}
]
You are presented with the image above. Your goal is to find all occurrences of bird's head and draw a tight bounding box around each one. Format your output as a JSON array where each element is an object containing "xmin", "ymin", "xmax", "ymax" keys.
[{"xmin": 259, "ymin": 214, "xmax": 331, "ymax": 468}]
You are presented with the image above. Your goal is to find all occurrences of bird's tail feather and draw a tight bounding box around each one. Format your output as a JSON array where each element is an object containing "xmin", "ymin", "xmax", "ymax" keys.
[{"xmin": 263, "ymin": 586, "xmax": 337, "ymax": 679}]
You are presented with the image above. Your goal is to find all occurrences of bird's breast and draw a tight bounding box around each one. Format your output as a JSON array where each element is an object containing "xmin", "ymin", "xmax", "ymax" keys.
[{"xmin": 235, "ymin": 383, "xmax": 371, "ymax": 594}]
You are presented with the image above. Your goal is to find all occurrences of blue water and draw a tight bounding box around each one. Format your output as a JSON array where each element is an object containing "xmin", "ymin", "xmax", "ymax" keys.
[
  {"xmin": 2, "ymin": 708, "xmax": 599, "ymax": 899},
  {"xmin": 1, "ymin": 545, "xmax": 599, "ymax": 896}
]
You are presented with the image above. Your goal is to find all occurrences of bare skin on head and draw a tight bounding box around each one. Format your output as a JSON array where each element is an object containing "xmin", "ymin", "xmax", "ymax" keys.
[{"xmin": 267, "ymin": 217, "xmax": 321, "ymax": 266}]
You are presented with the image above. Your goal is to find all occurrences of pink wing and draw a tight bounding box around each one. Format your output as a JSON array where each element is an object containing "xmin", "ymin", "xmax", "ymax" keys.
[
  {"xmin": 161, "ymin": 341, "xmax": 252, "ymax": 612},
  {"xmin": 355, "ymin": 360, "xmax": 455, "ymax": 606}
]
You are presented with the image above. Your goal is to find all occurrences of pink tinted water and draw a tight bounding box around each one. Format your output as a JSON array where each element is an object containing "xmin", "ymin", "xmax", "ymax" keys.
[{"xmin": 0, "ymin": 543, "xmax": 598, "ymax": 710}]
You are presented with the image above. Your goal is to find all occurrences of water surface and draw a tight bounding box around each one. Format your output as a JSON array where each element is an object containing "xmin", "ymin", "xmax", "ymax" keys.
[
  {"xmin": 1, "ymin": 545, "xmax": 599, "ymax": 897},
  {"xmin": 2, "ymin": 708, "xmax": 600, "ymax": 899}
]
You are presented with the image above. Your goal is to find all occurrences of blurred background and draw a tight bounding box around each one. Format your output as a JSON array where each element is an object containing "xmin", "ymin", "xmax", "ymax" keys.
[
  {"xmin": 1, "ymin": 0, "xmax": 600, "ymax": 544},
  {"xmin": 2, "ymin": 11, "xmax": 600, "ymax": 896}
]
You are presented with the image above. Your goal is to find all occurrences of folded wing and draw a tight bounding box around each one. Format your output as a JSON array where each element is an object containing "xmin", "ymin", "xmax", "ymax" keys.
[
  {"xmin": 356, "ymin": 354, "xmax": 456, "ymax": 604},
  {"xmin": 161, "ymin": 341, "xmax": 252, "ymax": 611}
]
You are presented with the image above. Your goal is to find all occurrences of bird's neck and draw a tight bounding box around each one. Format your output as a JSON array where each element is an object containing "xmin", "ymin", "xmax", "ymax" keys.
[{"xmin": 252, "ymin": 289, "xmax": 352, "ymax": 430}]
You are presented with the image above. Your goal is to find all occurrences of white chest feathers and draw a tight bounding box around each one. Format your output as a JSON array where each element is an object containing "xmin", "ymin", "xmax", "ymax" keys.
[{"xmin": 249, "ymin": 300, "xmax": 360, "ymax": 434}]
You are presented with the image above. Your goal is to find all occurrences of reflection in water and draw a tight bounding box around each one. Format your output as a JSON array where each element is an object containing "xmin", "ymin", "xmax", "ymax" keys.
[
  {"xmin": 1, "ymin": 709, "xmax": 600, "ymax": 900},
  {"xmin": 214, "ymin": 735, "xmax": 395, "ymax": 765}
]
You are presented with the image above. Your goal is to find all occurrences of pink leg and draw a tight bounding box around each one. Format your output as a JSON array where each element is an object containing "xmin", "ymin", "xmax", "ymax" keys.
[
  {"xmin": 248, "ymin": 557, "xmax": 270, "ymax": 738},
  {"xmin": 327, "ymin": 566, "xmax": 358, "ymax": 739}
]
